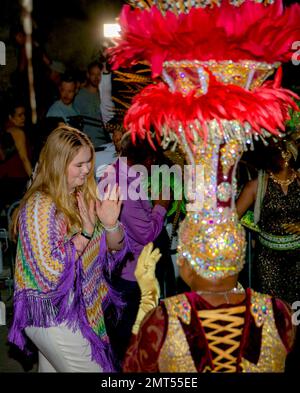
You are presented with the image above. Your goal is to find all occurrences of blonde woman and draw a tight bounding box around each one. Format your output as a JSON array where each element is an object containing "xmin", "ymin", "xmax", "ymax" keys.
[{"xmin": 8, "ymin": 126, "xmax": 127, "ymax": 372}]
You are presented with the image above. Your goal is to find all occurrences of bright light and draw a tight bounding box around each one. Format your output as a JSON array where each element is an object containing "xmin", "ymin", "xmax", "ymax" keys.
[{"xmin": 103, "ymin": 24, "xmax": 121, "ymax": 38}]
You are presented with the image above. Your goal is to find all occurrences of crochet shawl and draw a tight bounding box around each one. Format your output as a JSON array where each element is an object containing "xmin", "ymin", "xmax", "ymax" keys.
[{"xmin": 8, "ymin": 192, "xmax": 128, "ymax": 371}]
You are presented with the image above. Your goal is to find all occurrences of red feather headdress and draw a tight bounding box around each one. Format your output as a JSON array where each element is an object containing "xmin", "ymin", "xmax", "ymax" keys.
[
  {"xmin": 125, "ymin": 78, "xmax": 299, "ymax": 148},
  {"xmin": 110, "ymin": 0, "xmax": 300, "ymax": 145},
  {"xmin": 110, "ymin": 0, "xmax": 300, "ymax": 280},
  {"xmin": 110, "ymin": 1, "xmax": 300, "ymax": 77}
]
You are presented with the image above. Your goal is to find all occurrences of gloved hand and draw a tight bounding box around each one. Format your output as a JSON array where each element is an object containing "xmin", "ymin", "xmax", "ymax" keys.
[{"xmin": 132, "ymin": 242, "xmax": 161, "ymax": 335}]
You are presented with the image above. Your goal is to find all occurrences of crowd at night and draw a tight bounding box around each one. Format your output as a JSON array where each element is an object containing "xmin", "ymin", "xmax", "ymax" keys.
[{"xmin": 0, "ymin": 0, "xmax": 299, "ymax": 382}]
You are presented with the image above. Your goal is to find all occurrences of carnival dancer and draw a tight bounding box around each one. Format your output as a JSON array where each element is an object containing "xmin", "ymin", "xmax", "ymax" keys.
[{"xmin": 108, "ymin": 0, "xmax": 300, "ymax": 372}]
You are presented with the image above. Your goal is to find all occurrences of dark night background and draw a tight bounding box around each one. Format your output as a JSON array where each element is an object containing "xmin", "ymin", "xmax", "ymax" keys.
[
  {"xmin": 0, "ymin": 0, "xmax": 124, "ymax": 92},
  {"xmin": 0, "ymin": 0, "xmax": 299, "ymax": 90}
]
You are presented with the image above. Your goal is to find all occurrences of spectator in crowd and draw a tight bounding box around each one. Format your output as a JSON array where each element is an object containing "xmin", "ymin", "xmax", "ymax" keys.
[
  {"xmin": 99, "ymin": 58, "xmax": 115, "ymax": 125},
  {"xmin": 0, "ymin": 101, "xmax": 32, "ymax": 207},
  {"xmin": 101, "ymin": 133, "xmax": 169, "ymax": 370},
  {"xmin": 236, "ymin": 140, "xmax": 300, "ymax": 306},
  {"xmin": 74, "ymin": 61, "xmax": 110, "ymax": 147},
  {"xmin": 41, "ymin": 60, "xmax": 66, "ymax": 116},
  {"xmin": 46, "ymin": 74, "xmax": 79, "ymax": 126}
]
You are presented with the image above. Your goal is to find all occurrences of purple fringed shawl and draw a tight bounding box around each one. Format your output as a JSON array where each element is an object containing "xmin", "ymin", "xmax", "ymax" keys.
[{"xmin": 8, "ymin": 192, "xmax": 129, "ymax": 372}]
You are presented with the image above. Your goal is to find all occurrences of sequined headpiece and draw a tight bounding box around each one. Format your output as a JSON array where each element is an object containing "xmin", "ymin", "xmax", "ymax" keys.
[{"xmin": 110, "ymin": 0, "xmax": 300, "ymax": 280}]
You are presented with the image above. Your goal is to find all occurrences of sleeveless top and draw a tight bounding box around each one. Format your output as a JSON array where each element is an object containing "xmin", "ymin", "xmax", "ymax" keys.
[{"xmin": 256, "ymin": 171, "xmax": 300, "ymax": 250}]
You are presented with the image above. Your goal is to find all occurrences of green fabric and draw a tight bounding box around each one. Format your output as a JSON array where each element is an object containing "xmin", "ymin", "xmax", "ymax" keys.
[
  {"xmin": 258, "ymin": 231, "xmax": 300, "ymax": 250},
  {"xmin": 145, "ymin": 166, "xmax": 187, "ymax": 217},
  {"xmin": 240, "ymin": 210, "xmax": 260, "ymax": 233}
]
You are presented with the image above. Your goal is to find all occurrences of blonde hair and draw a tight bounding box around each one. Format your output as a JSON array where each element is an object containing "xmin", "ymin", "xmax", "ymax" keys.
[{"xmin": 13, "ymin": 126, "xmax": 97, "ymax": 235}]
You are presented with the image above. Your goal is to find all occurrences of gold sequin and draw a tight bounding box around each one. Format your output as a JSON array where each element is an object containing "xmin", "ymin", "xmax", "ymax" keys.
[
  {"xmin": 158, "ymin": 291, "xmax": 287, "ymax": 372},
  {"xmin": 163, "ymin": 60, "xmax": 279, "ymax": 93},
  {"xmin": 220, "ymin": 140, "xmax": 243, "ymax": 179},
  {"xmin": 240, "ymin": 290, "xmax": 287, "ymax": 372},
  {"xmin": 177, "ymin": 137, "xmax": 246, "ymax": 280},
  {"xmin": 250, "ymin": 291, "xmax": 272, "ymax": 327},
  {"xmin": 129, "ymin": 1, "xmax": 276, "ymax": 15},
  {"xmin": 159, "ymin": 294, "xmax": 197, "ymax": 372}
]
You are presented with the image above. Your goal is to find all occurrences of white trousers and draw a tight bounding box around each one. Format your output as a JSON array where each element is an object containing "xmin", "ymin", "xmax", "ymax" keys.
[{"xmin": 25, "ymin": 324, "xmax": 102, "ymax": 372}]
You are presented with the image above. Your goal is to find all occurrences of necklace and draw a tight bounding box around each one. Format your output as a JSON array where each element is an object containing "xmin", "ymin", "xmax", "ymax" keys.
[
  {"xmin": 269, "ymin": 171, "xmax": 297, "ymax": 187},
  {"xmin": 196, "ymin": 286, "xmax": 245, "ymax": 304}
]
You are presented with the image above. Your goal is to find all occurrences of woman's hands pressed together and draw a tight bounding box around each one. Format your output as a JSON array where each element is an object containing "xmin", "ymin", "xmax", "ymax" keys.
[{"xmin": 75, "ymin": 184, "xmax": 124, "ymax": 254}]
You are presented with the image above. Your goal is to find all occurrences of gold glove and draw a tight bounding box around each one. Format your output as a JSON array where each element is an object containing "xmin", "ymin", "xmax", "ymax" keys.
[{"xmin": 132, "ymin": 242, "xmax": 162, "ymax": 335}]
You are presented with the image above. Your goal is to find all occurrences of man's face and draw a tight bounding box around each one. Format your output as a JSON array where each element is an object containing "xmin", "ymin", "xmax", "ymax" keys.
[
  {"xmin": 87, "ymin": 66, "xmax": 102, "ymax": 88},
  {"xmin": 59, "ymin": 81, "xmax": 76, "ymax": 105}
]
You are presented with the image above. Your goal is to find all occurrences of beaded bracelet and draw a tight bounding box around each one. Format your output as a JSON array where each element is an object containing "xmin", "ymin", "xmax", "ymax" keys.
[{"xmin": 103, "ymin": 220, "xmax": 120, "ymax": 233}]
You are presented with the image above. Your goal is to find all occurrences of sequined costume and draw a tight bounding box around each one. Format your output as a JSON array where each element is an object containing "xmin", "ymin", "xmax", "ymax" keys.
[
  {"xmin": 256, "ymin": 175, "xmax": 300, "ymax": 305},
  {"xmin": 8, "ymin": 192, "xmax": 128, "ymax": 371},
  {"xmin": 123, "ymin": 290, "xmax": 294, "ymax": 372},
  {"xmin": 110, "ymin": 0, "xmax": 300, "ymax": 281},
  {"xmin": 110, "ymin": 0, "xmax": 300, "ymax": 373}
]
